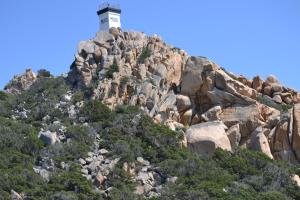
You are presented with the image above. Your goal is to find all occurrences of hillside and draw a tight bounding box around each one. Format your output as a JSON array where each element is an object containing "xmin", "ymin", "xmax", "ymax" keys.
[{"xmin": 1, "ymin": 28, "xmax": 300, "ymax": 199}]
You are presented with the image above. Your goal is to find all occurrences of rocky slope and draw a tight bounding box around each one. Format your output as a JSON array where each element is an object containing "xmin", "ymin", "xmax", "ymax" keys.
[{"xmin": 3, "ymin": 28, "xmax": 300, "ymax": 199}]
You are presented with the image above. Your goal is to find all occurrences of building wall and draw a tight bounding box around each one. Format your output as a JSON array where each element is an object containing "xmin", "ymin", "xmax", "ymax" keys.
[{"xmin": 99, "ymin": 12, "xmax": 121, "ymax": 31}]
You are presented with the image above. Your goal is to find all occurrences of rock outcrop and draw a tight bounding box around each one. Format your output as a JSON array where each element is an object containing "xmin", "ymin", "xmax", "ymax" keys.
[
  {"xmin": 11, "ymin": 190, "xmax": 23, "ymax": 200},
  {"xmin": 38, "ymin": 131, "xmax": 58, "ymax": 145},
  {"xmin": 250, "ymin": 127, "xmax": 273, "ymax": 159},
  {"xmin": 226, "ymin": 124, "xmax": 241, "ymax": 147},
  {"xmin": 292, "ymin": 104, "xmax": 300, "ymax": 160},
  {"xmin": 270, "ymin": 112, "xmax": 297, "ymax": 163},
  {"xmin": 250, "ymin": 75, "xmax": 300, "ymax": 105},
  {"xmin": 4, "ymin": 69, "xmax": 37, "ymax": 94},
  {"xmin": 65, "ymin": 28, "xmax": 300, "ymax": 162}
]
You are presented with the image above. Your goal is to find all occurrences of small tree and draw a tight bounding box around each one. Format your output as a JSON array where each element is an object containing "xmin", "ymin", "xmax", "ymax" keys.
[
  {"xmin": 138, "ymin": 47, "xmax": 151, "ymax": 63},
  {"xmin": 105, "ymin": 58, "xmax": 119, "ymax": 79},
  {"xmin": 120, "ymin": 76, "xmax": 130, "ymax": 85},
  {"xmin": 37, "ymin": 69, "xmax": 52, "ymax": 78}
]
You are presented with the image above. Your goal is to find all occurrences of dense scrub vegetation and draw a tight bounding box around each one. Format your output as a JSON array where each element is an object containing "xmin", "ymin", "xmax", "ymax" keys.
[
  {"xmin": 0, "ymin": 91, "xmax": 15, "ymax": 117},
  {"xmin": 0, "ymin": 77, "xmax": 100, "ymax": 199},
  {"xmin": 18, "ymin": 76, "xmax": 70, "ymax": 122},
  {"xmin": 0, "ymin": 76, "xmax": 300, "ymax": 199}
]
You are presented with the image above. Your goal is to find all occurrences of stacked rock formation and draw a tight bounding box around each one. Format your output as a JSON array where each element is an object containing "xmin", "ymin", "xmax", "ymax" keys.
[{"xmin": 239, "ymin": 74, "xmax": 300, "ymax": 105}]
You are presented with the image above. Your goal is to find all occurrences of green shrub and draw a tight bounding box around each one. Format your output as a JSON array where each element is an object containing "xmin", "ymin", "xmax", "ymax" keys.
[
  {"xmin": 81, "ymin": 100, "xmax": 114, "ymax": 125},
  {"xmin": 0, "ymin": 91, "xmax": 8, "ymax": 100},
  {"xmin": 257, "ymin": 96, "xmax": 292, "ymax": 113},
  {"xmin": 105, "ymin": 61, "xmax": 119, "ymax": 79},
  {"xmin": 138, "ymin": 47, "xmax": 151, "ymax": 63},
  {"xmin": 127, "ymin": 85, "xmax": 135, "ymax": 96},
  {"xmin": 148, "ymin": 78, "xmax": 156, "ymax": 86},
  {"xmin": 120, "ymin": 76, "xmax": 130, "ymax": 85},
  {"xmin": 0, "ymin": 117, "xmax": 40, "ymax": 154},
  {"xmin": 71, "ymin": 91, "xmax": 85, "ymax": 104},
  {"xmin": 83, "ymin": 81, "xmax": 98, "ymax": 98},
  {"xmin": 46, "ymin": 125, "xmax": 95, "ymax": 162},
  {"xmin": 48, "ymin": 166, "xmax": 99, "ymax": 197},
  {"xmin": 220, "ymin": 67, "xmax": 239, "ymax": 81},
  {"xmin": 0, "ymin": 91, "xmax": 15, "ymax": 117},
  {"xmin": 115, "ymin": 105, "xmax": 140, "ymax": 114},
  {"xmin": 258, "ymin": 191, "xmax": 291, "ymax": 200},
  {"xmin": 65, "ymin": 125, "xmax": 94, "ymax": 146},
  {"xmin": 43, "ymin": 164, "xmax": 101, "ymax": 199},
  {"xmin": 37, "ymin": 69, "xmax": 52, "ymax": 78}
]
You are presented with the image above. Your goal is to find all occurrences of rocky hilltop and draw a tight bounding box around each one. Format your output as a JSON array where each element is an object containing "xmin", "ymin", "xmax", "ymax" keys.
[
  {"xmin": 3, "ymin": 28, "xmax": 300, "ymax": 199},
  {"xmin": 65, "ymin": 28, "xmax": 299, "ymax": 162}
]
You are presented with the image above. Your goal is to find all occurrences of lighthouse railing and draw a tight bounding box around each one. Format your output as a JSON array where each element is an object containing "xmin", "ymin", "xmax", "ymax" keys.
[{"xmin": 99, "ymin": 3, "xmax": 120, "ymax": 10}]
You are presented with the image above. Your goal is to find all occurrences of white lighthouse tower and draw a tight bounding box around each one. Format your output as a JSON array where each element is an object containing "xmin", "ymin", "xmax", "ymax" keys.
[{"xmin": 97, "ymin": 3, "xmax": 121, "ymax": 31}]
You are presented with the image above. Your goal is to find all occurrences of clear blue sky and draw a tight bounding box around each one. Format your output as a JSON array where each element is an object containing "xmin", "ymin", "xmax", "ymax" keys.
[{"xmin": 0, "ymin": 0, "xmax": 299, "ymax": 90}]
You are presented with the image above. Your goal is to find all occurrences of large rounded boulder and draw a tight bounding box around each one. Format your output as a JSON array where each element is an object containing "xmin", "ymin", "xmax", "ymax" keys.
[{"xmin": 185, "ymin": 121, "xmax": 232, "ymax": 156}]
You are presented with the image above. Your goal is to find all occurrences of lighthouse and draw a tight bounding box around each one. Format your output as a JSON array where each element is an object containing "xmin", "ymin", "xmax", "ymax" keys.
[{"xmin": 97, "ymin": 3, "xmax": 121, "ymax": 31}]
